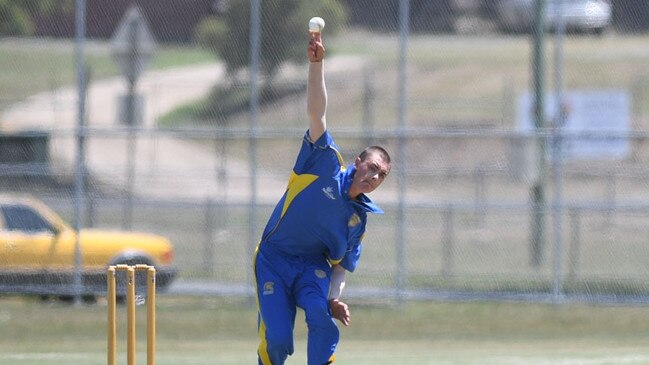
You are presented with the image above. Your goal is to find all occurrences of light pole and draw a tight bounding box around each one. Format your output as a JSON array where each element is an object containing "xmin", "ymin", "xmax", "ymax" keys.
[
  {"xmin": 530, "ymin": 0, "xmax": 547, "ymax": 267},
  {"xmin": 551, "ymin": 0, "xmax": 567, "ymax": 301},
  {"xmin": 73, "ymin": 0, "xmax": 87, "ymax": 306}
]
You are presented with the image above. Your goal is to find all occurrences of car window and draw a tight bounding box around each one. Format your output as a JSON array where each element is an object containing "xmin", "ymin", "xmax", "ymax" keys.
[{"xmin": 1, "ymin": 204, "xmax": 56, "ymax": 233}]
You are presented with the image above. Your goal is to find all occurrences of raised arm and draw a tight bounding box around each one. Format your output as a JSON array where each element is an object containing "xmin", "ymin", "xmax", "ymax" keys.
[{"xmin": 307, "ymin": 32, "xmax": 327, "ymax": 142}]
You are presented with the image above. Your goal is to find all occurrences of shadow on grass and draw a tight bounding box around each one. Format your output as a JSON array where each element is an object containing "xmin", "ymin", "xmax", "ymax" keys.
[{"xmin": 158, "ymin": 81, "xmax": 306, "ymax": 128}]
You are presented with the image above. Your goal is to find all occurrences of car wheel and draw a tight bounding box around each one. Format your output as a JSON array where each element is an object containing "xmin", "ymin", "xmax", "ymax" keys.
[
  {"xmin": 54, "ymin": 294, "xmax": 97, "ymax": 304},
  {"xmin": 82, "ymin": 294, "xmax": 97, "ymax": 304},
  {"xmin": 592, "ymin": 27, "xmax": 607, "ymax": 37}
]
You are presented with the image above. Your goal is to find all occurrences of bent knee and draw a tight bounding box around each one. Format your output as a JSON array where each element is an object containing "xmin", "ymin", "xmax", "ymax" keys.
[
  {"xmin": 306, "ymin": 312, "xmax": 339, "ymax": 340},
  {"xmin": 264, "ymin": 331, "xmax": 294, "ymax": 356}
]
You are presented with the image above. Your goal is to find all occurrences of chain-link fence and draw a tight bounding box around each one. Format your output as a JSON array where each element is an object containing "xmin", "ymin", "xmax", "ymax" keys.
[{"xmin": 1, "ymin": 0, "xmax": 649, "ymax": 304}]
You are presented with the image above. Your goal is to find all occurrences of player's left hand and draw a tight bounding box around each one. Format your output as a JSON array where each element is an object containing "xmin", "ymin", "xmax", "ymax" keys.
[{"xmin": 329, "ymin": 299, "xmax": 350, "ymax": 326}]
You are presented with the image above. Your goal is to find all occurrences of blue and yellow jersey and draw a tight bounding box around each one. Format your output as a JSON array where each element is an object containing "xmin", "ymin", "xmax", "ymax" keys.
[{"xmin": 260, "ymin": 130, "xmax": 383, "ymax": 272}]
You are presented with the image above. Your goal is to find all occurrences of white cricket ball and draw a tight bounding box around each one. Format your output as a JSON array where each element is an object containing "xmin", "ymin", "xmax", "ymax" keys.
[{"xmin": 309, "ymin": 17, "xmax": 325, "ymax": 33}]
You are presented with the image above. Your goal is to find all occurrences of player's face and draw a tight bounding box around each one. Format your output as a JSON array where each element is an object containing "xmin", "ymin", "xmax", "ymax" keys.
[{"xmin": 351, "ymin": 152, "xmax": 390, "ymax": 195}]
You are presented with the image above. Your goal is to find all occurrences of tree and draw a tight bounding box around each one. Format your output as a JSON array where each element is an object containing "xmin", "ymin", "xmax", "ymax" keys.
[
  {"xmin": 0, "ymin": 0, "xmax": 67, "ymax": 36},
  {"xmin": 196, "ymin": 0, "xmax": 347, "ymax": 83}
]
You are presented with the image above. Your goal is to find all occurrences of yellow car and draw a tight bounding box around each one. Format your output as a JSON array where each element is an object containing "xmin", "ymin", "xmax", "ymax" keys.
[{"xmin": 0, "ymin": 196, "xmax": 177, "ymax": 301}]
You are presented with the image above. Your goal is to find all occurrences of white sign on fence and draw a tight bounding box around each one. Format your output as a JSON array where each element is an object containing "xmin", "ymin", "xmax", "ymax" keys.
[{"xmin": 517, "ymin": 90, "xmax": 631, "ymax": 159}]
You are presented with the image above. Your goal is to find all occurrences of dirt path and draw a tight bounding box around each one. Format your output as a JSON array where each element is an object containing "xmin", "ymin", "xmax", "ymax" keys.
[
  {"xmin": 1, "ymin": 57, "xmax": 372, "ymax": 204},
  {"xmin": 1, "ymin": 63, "xmax": 284, "ymax": 202}
]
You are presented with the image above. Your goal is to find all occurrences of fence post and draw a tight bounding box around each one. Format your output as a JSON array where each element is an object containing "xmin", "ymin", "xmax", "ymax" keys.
[
  {"xmin": 395, "ymin": 0, "xmax": 410, "ymax": 305},
  {"xmin": 203, "ymin": 198, "xmax": 215, "ymax": 274},
  {"xmin": 363, "ymin": 68, "xmax": 375, "ymax": 147},
  {"xmin": 442, "ymin": 206, "xmax": 455, "ymax": 277},
  {"xmin": 605, "ymin": 172, "xmax": 616, "ymax": 227},
  {"xmin": 473, "ymin": 167, "xmax": 486, "ymax": 227},
  {"xmin": 73, "ymin": 0, "xmax": 87, "ymax": 306},
  {"xmin": 567, "ymin": 208, "xmax": 581, "ymax": 281},
  {"xmin": 501, "ymin": 77, "xmax": 514, "ymax": 128}
]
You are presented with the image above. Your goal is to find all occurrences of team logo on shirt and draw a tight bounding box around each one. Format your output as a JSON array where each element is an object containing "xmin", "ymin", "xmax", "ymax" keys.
[
  {"xmin": 348, "ymin": 213, "xmax": 361, "ymax": 227},
  {"xmin": 263, "ymin": 281, "xmax": 274, "ymax": 295},
  {"xmin": 315, "ymin": 269, "xmax": 327, "ymax": 279},
  {"xmin": 322, "ymin": 186, "xmax": 336, "ymax": 200}
]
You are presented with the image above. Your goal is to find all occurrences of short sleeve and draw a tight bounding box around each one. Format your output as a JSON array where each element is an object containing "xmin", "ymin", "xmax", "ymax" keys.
[
  {"xmin": 339, "ymin": 243, "xmax": 362, "ymax": 273},
  {"xmin": 293, "ymin": 130, "xmax": 335, "ymax": 174}
]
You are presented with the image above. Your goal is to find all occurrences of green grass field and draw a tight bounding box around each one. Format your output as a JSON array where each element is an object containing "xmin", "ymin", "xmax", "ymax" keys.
[
  {"xmin": 2, "ymin": 295, "xmax": 649, "ymax": 364},
  {"xmin": 0, "ymin": 38, "xmax": 213, "ymax": 106}
]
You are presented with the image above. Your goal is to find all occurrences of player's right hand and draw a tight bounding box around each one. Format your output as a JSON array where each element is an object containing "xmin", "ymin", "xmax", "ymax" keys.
[
  {"xmin": 307, "ymin": 33, "xmax": 325, "ymax": 62},
  {"xmin": 329, "ymin": 299, "xmax": 350, "ymax": 326}
]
